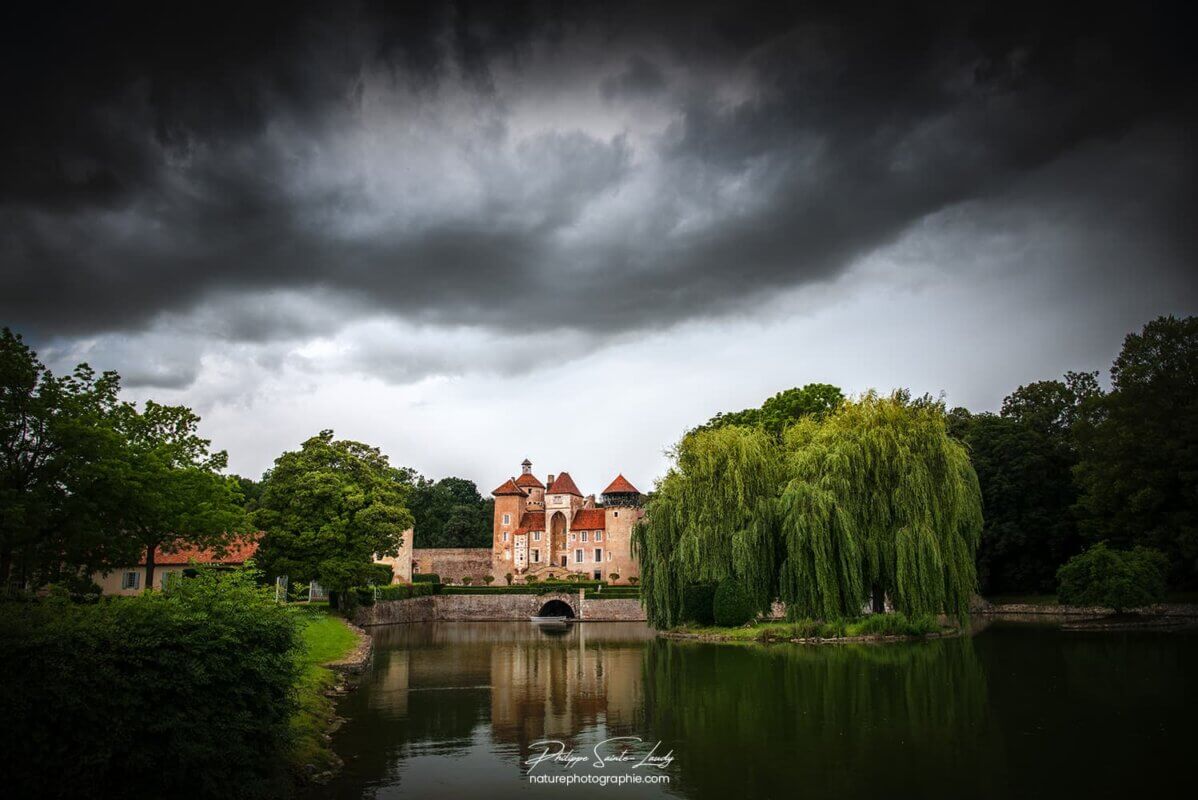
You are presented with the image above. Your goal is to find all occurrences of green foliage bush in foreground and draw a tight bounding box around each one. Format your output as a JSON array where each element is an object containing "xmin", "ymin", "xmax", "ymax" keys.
[
  {"xmin": 412, "ymin": 573, "xmax": 440, "ymax": 583},
  {"xmin": 0, "ymin": 569, "xmax": 300, "ymax": 799},
  {"xmin": 713, "ymin": 581, "xmax": 755, "ymax": 626},
  {"xmin": 1056, "ymin": 542, "xmax": 1168, "ymax": 611}
]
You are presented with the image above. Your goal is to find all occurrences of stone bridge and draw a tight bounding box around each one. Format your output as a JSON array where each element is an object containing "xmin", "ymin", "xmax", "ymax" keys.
[{"xmin": 353, "ymin": 591, "xmax": 645, "ymax": 626}]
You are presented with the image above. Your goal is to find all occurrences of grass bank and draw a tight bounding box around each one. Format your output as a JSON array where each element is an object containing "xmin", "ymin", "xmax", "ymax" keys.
[
  {"xmin": 289, "ymin": 607, "xmax": 359, "ymax": 780},
  {"xmin": 666, "ymin": 612, "xmax": 953, "ymax": 644}
]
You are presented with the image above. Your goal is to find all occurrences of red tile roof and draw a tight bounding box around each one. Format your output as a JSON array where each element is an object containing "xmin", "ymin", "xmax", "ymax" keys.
[
  {"xmin": 515, "ymin": 473, "xmax": 545, "ymax": 489},
  {"xmin": 143, "ymin": 538, "xmax": 260, "ymax": 566},
  {"xmin": 601, "ymin": 473, "xmax": 640, "ymax": 495},
  {"xmin": 516, "ymin": 511, "xmax": 545, "ymax": 533},
  {"xmin": 571, "ymin": 509, "xmax": 606, "ymax": 530},
  {"xmin": 547, "ymin": 471, "xmax": 582, "ymax": 496},
  {"xmin": 491, "ymin": 477, "xmax": 527, "ymax": 496}
]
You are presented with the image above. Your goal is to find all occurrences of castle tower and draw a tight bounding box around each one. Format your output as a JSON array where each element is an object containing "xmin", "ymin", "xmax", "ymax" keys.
[
  {"xmin": 515, "ymin": 458, "xmax": 545, "ymax": 509},
  {"xmin": 491, "ymin": 475, "xmax": 528, "ymax": 576},
  {"xmin": 601, "ymin": 474, "xmax": 644, "ymax": 584}
]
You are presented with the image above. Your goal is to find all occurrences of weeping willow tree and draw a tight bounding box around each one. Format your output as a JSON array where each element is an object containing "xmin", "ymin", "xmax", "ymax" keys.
[{"xmin": 635, "ymin": 392, "xmax": 982, "ymax": 628}]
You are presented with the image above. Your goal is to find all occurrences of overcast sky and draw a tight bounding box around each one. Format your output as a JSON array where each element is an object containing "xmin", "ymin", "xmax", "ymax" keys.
[{"xmin": 2, "ymin": 1, "xmax": 1194, "ymax": 494}]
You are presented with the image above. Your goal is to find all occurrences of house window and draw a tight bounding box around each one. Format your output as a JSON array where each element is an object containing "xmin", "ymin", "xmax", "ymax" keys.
[
  {"xmin": 160, "ymin": 571, "xmax": 174, "ymax": 589},
  {"xmin": 503, "ymin": 513, "xmax": 511, "ymax": 525},
  {"xmin": 595, "ymin": 531, "xmax": 602, "ymax": 542},
  {"xmin": 581, "ymin": 531, "xmax": 588, "ymax": 542},
  {"xmin": 532, "ymin": 549, "xmax": 540, "ymax": 563},
  {"xmin": 575, "ymin": 549, "xmax": 583, "ymax": 563},
  {"xmin": 569, "ymin": 533, "xmax": 575, "ymax": 541},
  {"xmin": 122, "ymin": 571, "xmax": 139, "ymax": 590},
  {"xmin": 504, "ymin": 549, "xmax": 512, "ymax": 561},
  {"xmin": 502, "ymin": 531, "xmax": 509, "ymax": 542},
  {"xmin": 593, "ymin": 570, "xmax": 602, "ymax": 580},
  {"xmin": 614, "ymin": 511, "xmax": 619, "ymax": 517},
  {"xmin": 594, "ymin": 548, "xmax": 602, "ymax": 562},
  {"xmin": 534, "ymin": 531, "xmax": 542, "ymax": 541}
]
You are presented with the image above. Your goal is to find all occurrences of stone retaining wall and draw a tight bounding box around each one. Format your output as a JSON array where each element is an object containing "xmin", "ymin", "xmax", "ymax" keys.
[
  {"xmin": 976, "ymin": 602, "xmax": 1198, "ymax": 617},
  {"xmin": 411, "ymin": 548, "xmax": 493, "ymax": 583},
  {"xmin": 353, "ymin": 592, "xmax": 646, "ymax": 626}
]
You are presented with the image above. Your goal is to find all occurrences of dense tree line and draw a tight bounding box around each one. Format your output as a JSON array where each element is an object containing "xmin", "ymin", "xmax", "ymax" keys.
[
  {"xmin": 1, "ymin": 328, "xmax": 248, "ymax": 590},
  {"xmin": 1, "ymin": 328, "xmax": 490, "ymax": 598},
  {"xmin": 952, "ymin": 315, "xmax": 1197, "ymax": 593}
]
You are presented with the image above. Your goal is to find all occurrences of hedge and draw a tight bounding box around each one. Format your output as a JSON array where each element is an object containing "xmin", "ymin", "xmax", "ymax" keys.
[
  {"xmin": 412, "ymin": 573, "xmax": 440, "ymax": 583},
  {"xmin": 0, "ymin": 569, "xmax": 300, "ymax": 798},
  {"xmin": 441, "ymin": 585, "xmax": 591, "ymax": 596},
  {"xmin": 713, "ymin": 581, "xmax": 755, "ymax": 626},
  {"xmin": 352, "ymin": 582, "xmax": 441, "ymax": 606}
]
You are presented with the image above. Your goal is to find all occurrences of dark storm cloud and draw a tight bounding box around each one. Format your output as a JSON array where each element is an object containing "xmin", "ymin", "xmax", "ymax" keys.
[{"xmin": 1, "ymin": 1, "xmax": 1194, "ymax": 377}]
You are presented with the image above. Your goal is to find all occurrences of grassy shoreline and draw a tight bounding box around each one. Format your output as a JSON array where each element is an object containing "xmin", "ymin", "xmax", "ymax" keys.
[
  {"xmin": 289, "ymin": 606, "xmax": 360, "ymax": 781},
  {"xmin": 663, "ymin": 612, "xmax": 956, "ymax": 645}
]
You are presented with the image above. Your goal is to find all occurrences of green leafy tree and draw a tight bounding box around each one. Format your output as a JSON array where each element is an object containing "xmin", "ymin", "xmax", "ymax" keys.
[
  {"xmin": 637, "ymin": 392, "xmax": 981, "ymax": 628},
  {"xmin": 253, "ymin": 431, "xmax": 414, "ymax": 605},
  {"xmin": 1, "ymin": 329, "xmax": 126, "ymax": 585},
  {"xmin": 1074, "ymin": 316, "xmax": 1198, "ymax": 585},
  {"xmin": 104, "ymin": 401, "xmax": 249, "ymax": 589},
  {"xmin": 696, "ymin": 383, "xmax": 844, "ymax": 437},
  {"xmin": 406, "ymin": 476, "xmax": 490, "ymax": 547}
]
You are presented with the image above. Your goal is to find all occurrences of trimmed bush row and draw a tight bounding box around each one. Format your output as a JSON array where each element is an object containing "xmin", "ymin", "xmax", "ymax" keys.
[
  {"xmin": 411, "ymin": 573, "xmax": 440, "ymax": 583},
  {"xmin": 352, "ymin": 582, "xmax": 441, "ymax": 606}
]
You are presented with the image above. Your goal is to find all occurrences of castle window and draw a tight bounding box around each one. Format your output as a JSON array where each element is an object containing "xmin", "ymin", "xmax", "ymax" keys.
[
  {"xmin": 614, "ymin": 511, "xmax": 619, "ymax": 517},
  {"xmin": 503, "ymin": 513, "xmax": 510, "ymax": 525},
  {"xmin": 594, "ymin": 548, "xmax": 602, "ymax": 562},
  {"xmin": 532, "ymin": 549, "xmax": 539, "ymax": 562},
  {"xmin": 569, "ymin": 533, "xmax": 575, "ymax": 542},
  {"xmin": 504, "ymin": 549, "xmax": 512, "ymax": 561},
  {"xmin": 503, "ymin": 531, "xmax": 509, "ymax": 542},
  {"xmin": 595, "ymin": 531, "xmax": 602, "ymax": 542},
  {"xmin": 533, "ymin": 531, "xmax": 541, "ymax": 541},
  {"xmin": 581, "ymin": 531, "xmax": 588, "ymax": 542},
  {"xmin": 575, "ymin": 549, "xmax": 583, "ymax": 563}
]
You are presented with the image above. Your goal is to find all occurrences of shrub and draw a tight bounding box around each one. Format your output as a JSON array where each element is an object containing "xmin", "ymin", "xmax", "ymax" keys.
[
  {"xmin": 412, "ymin": 573, "xmax": 440, "ymax": 583},
  {"xmin": 365, "ymin": 562, "xmax": 394, "ymax": 586},
  {"xmin": 353, "ymin": 582, "xmax": 441, "ymax": 605},
  {"xmin": 0, "ymin": 568, "xmax": 300, "ymax": 798},
  {"xmin": 504, "ymin": 572, "xmax": 513, "ymax": 585},
  {"xmin": 484, "ymin": 575, "xmax": 495, "ymax": 585},
  {"xmin": 712, "ymin": 581, "xmax": 755, "ymax": 626},
  {"xmin": 1057, "ymin": 543, "xmax": 1168, "ymax": 611},
  {"xmin": 681, "ymin": 583, "xmax": 717, "ymax": 625},
  {"xmin": 462, "ymin": 576, "xmax": 473, "ymax": 586},
  {"xmin": 629, "ymin": 577, "xmax": 639, "ymax": 585},
  {"xmin": 525, "ymin": 575, "xmax": 539, "ymax": 584},
  {"xmin": 609, "ymin": 572, "xmax": 620, "ymax": 582}
]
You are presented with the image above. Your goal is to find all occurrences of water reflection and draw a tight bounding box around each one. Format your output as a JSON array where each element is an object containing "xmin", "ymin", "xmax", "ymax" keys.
[{"xmin": 314, "ymin": 621, "xmax": 1198, "ymax": 800}]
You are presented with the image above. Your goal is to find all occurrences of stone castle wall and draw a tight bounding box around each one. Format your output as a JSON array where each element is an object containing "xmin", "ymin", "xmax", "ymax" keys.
[{"xmin": 411, "ymin": 548, "xmax": 493, "ymax": 583}]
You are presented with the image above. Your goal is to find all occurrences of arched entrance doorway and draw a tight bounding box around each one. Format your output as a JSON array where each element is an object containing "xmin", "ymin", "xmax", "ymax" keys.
[
  {"xmin": 550, "ymin": 511, "xmax": 567, "ymax": 566},
  {"xmin": 537, "ymin": 599, "xmax": 575, "ymax": 619}
]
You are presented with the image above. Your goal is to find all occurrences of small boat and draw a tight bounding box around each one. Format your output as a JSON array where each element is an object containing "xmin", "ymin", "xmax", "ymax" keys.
[{"xmin": 529, "ymin": 615, "xmax": 570, "ymax": 624}]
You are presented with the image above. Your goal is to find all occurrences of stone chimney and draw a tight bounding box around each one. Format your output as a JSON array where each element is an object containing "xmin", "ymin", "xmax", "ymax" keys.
[
  {"xmin": 584, "ymin": 494, "xmax": 596, "ymax": 509},
  {"xmin": 547, "ymin": 473, "xmax": 555, "ymax": 486}
]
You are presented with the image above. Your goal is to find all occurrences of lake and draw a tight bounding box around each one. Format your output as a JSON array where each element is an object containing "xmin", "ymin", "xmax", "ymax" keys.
[{"xmin": 311, "ymin": 619, "xmax": 1197, "ymax": 799}]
